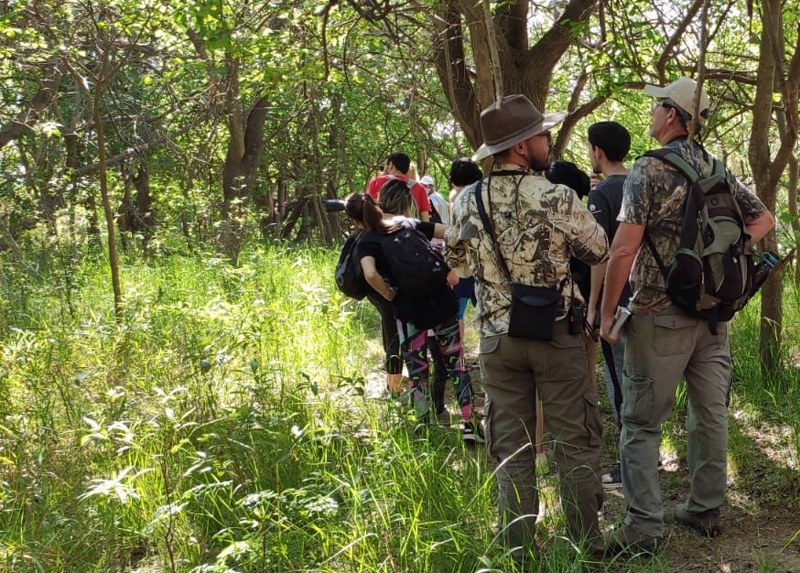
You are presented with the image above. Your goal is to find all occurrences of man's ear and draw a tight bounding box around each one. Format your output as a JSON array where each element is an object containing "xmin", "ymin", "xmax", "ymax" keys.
[{"xmin": 510, "ymin": 139, "xmax": 527, "ymax": 156}]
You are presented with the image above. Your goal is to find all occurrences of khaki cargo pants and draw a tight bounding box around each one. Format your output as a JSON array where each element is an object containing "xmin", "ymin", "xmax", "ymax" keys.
[
  {"xmin": 621, "ymin": 306, "xmax": 731, "ymax": 537},
  {"xmin": 480, "ymin": 319, "xmax": 604, "ymax": 555}
]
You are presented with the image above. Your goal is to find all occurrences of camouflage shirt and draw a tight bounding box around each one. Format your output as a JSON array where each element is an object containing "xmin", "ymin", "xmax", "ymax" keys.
[
  {"xmin": 445, "ymin": 164, "xmax": 608, "ymax": 338},
  {"xmin": 620, "ymin": 137, "xmax": 768, "ymax": 314}
]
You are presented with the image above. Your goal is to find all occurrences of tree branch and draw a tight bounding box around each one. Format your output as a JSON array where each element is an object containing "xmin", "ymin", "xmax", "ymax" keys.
[
  {"xmin": 655, "ymin": 0, "xmax": 704, "ymax": 82},
  {"xmin": 0, "ymin": 68, "xmax": 63, "ymax": 150}
]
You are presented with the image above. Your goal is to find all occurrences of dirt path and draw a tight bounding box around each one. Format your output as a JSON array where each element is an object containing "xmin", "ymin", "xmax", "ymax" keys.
[{"xmin": 361, "ymin": 347, "xmax": 800, "ymax": 572}]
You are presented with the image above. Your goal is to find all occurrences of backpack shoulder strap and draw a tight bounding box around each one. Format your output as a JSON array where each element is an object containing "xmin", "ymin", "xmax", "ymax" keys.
[
  {"xmin": 645, "ymin": 149, "xmax": 729, "ymax": 194},
  {"xmin": 643, "ymin": 148, "xmax": 702, "ymax": 182},
  {"xmin": 641, "ymin": 148, "xmax": 703, "ymax": 282}
]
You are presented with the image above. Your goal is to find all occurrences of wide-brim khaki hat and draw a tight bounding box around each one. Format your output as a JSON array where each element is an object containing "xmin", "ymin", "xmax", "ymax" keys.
[
  {"xmin": 472, "ymin": 95, "xmax": 566, "ymax": 162},
  {"xmin": 644, "ymin": 77, "xmax": 710, "ymax": 124}
]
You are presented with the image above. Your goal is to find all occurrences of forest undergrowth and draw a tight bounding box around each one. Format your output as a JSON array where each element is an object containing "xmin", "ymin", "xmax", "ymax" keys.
[{"xmin": 0, "ymin": 245, "xmax": 798, "ymax": 573}]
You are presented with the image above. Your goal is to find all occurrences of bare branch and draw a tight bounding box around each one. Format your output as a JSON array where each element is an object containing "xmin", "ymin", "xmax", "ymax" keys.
[{"xmin": 655, "ymin": 0, "xmax": 704, "ymax": 83}]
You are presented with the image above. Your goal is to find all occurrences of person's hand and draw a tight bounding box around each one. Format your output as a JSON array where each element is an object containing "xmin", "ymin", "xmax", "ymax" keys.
[
  {"xmin": 600, "ymin": 314, "xmax": 620, "ymax": 345},
  {"xmin": 447, "ymin": 269, "xmax": 459, "ymax": 288},
  {"xmin": 590, "ymin": 173, "xmax": 603, "ymax": 190}
]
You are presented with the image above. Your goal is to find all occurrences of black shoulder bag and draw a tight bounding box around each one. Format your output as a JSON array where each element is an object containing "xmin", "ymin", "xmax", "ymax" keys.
[{"xmin": 474, "ymin": 178, "xmax": 563, "ymax": 341}]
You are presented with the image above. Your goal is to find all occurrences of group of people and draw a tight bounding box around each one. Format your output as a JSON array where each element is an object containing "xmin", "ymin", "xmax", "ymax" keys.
[{"xmin": 342, "ymin": 77, "xmax": 774, "ymax": 560}]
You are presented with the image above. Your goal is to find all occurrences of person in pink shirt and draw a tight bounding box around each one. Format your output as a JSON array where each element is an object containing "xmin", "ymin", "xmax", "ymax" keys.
[{"xmin": 366, "ymin": 152, "xmax": 431, "ymax": 222}]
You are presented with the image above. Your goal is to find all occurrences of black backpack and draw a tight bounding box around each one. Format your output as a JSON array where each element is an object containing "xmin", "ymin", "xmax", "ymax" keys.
[
  {"xmin": 380, "ymin": 226, "xmax": 448, "ymax": 297},
  {"xmin": 643, "ymin": 149, "xmax": 754, "ymax": 334},
  {"xmin": 335, "ymin": 231, "xmax": 368, "ymax": 300}
]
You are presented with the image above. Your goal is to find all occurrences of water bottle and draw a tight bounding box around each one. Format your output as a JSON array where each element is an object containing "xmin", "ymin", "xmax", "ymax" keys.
[{"xmin": 751, "ymin": 251, "xmax": 779, "ymax": 292}]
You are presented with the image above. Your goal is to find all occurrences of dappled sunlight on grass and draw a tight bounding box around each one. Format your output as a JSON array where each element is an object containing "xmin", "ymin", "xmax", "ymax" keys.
[{"xmin": 1, "ymin": 245, "xmax": 799, "ymax": 572}]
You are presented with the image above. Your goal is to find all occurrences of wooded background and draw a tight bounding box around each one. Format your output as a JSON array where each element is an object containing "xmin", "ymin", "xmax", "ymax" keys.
[{"xmin": 1, "ymin": 0, "xmax": 798, "ymax": 369}]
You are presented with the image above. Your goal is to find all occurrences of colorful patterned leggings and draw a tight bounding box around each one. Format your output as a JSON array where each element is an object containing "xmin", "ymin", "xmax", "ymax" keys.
[{"xmin": 396, "ymin": 316, "xmax": 474, "ymax": 421}]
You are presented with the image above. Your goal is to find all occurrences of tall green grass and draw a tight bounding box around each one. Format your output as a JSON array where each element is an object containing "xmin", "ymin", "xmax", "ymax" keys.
[
  {"xmin": 0, "ymin": 245, "xmax": 523, "ymax": 573},
  {"xmin": 0, "ymin": 244, "xmax": 797, "ymax": 572}
]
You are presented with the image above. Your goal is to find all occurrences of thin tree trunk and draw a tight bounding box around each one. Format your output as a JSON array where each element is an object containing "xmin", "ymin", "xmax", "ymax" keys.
[
  {"xmin": 281, "ymin": 198, "xmax": 306, "ymax": 240},
  {"xmin": 0, "ymin": 216, "xmax": 21, "ymax": 260},
  {"xmin": 749, "ymin": 0, "xmax": 782, "ymax": 374},
  {"xmin": 92, "ymin": 52, "xmax": 123, "ymax": 319},
  {"xmin": 788, "ymin": 154, "xmax": 800, "ymax": 283}
]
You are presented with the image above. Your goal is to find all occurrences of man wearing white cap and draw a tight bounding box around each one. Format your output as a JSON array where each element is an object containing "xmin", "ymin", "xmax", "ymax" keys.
[
  {"xmin": 421, "ymin": 175, "xmax": 449, "ymax": 227},
  {"xmin": 446, "ymin": 94, "xmax": 608, "ymax": 560},
  {"xmin": 600, "ymin": 77, "xmax": 775, "ymax": 553}
]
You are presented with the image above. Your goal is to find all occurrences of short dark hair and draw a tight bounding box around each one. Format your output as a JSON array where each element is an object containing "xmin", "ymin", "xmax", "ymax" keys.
[
  {"xmin": 448, "ymin": 157, "xmax": 483, "ymax": 187},
  {"xmin": 386, "ymin": 152, "xmax": 411, "ymax": 174},
  {"xmin": 587, "ymin": 121, "xmax": 631, "ymax": 162}
]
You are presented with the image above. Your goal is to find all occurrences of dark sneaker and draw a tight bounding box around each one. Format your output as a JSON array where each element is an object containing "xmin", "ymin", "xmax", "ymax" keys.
[
  {"xmin": 462, "ymin": 421, "xmax": 485, "ymax": 443},
  {"xmin": 605, "ymin": 525, "xmax": 659, "ymax": 556},
  {"xmin": 674, "ymin": 502, "xmax": 722, "ymax": 538},
  {"xmin": 602, "ymin": 463, "xmax": 622, "ymax": 488}
]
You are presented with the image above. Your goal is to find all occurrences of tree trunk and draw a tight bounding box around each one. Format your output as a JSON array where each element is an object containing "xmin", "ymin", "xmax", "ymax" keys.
[
  {"xmin": 431, "ymin": 0, "xmax": 598, "ymax": 150},
  {"xmin": 132, "ymin": 164, "xmax": 154, "ymax": 253},
  {"xmin": 85, "ymin": 189, "xmax": 102, "ymax": 248},
  {"xmin": 182, "ymin": 163, "xmax": 194, "ymax": 246},
  {"xmin": 118, "ymin": 176, "xmax": 132, "ymax": 252},
  {"xmin": 0, "ymin": 216, "xmax": 22, "ymax": 260},
  {"xmin": 281, "ymin": 197, "xmax": 307, "ymax": 240},
  {"xmin": 748, "ymin": 0, "xmax": 800, "ymax": 374},
  {"xmin": 219, "ymin": 91, "xmax": 272, "ymax": 260},
  {"xmin": 788, "ymin": 154, "xmax": 800, "ymax": 283},
  {"xmin": 92, "ymin": 55, "xmax": 123, "ymax": 319}
]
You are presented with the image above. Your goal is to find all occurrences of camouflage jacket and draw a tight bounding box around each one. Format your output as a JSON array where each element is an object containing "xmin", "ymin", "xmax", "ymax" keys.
[
  {"xmin": 620, "ymin": 137, "xmax": 768, "ymax": 314},
  {"xmin": 445, "ymin": 164, "xmax": 608, "ymax": 338}
]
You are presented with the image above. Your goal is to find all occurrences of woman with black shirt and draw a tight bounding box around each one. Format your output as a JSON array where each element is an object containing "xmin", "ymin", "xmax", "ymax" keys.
[{"xmin": 344, "ymin": 184, "xmax": 481, "ymax": 442}]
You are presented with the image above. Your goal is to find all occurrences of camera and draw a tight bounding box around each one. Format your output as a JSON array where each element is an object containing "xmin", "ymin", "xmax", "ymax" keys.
[
  {"xmin": 323, "ymin": 199, "xmax": 346, "ymax": 213},
  {"xmin": 568, "ymin": 300, "xmax": 585, "ymax": 336}
]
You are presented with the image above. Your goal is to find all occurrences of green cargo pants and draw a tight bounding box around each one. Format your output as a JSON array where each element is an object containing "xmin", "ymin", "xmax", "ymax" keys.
[
  {"xmin": 480, "ymin": 319, "xmax": 604, "ymax": 555},
  {"xmin": 621, "ymin": 306, "xmax": 731, "ymax": 537}
]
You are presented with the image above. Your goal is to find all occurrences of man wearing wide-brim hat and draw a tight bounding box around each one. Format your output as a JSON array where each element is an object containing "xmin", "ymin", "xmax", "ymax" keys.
[{"xmin": 446, "ymin": 94, "xmax": 609, "ymax": 560}]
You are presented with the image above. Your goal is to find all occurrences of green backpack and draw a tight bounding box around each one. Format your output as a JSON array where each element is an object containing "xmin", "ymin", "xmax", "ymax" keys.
[{"xmin": 643, "ymin": 149, "xmax": 754, "ymax": 334}]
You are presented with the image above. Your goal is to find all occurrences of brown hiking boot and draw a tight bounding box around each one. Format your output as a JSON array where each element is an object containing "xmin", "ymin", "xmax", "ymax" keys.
[
  {"xmin": 674, "ymin": 502, "xmax": 722, "ymax": 538},
  {"xmin": 605, "ymin": 525, "xmax": 659, "ymax": 556}
]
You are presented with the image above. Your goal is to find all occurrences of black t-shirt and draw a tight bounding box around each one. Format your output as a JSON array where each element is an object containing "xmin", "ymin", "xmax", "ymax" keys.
[
  {"xmin": 588, "ymin": 174, "xmax": 633, "ymax": 307},
  {"xmin": 355, "ymin": 219, "xmax": 457, "ymax": 329}
]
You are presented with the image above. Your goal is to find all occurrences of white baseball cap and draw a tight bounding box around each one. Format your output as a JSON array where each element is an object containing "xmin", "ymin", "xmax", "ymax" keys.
[
  {"xmin": 420, "ymin": 175, "xmax": 435, "ymax": 186},
  {"xmin": 644, "ymin": 77, "xmax": 710, "ymax": 124}
]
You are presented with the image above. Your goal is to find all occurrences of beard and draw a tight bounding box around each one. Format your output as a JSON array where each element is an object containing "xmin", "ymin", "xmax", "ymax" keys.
[{"xmin": 528, "ymin": 152, "xmax": 551, "ymax": 172}]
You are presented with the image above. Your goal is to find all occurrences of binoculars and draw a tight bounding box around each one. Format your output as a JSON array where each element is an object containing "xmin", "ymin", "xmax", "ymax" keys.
[{"xmin": 323, "ymin": 199, "xmax": 347, "ymax": 213}]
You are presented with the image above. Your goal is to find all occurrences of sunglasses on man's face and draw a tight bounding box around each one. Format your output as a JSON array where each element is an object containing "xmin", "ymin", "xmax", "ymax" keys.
[
  {"xmin": 652, "ymin": 100, "xmax": 675, "ymax": 112},
  {"xmin": 535, "ymin": 130, "xmax": 553, "ymax": 142}
]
